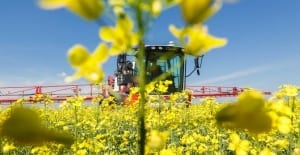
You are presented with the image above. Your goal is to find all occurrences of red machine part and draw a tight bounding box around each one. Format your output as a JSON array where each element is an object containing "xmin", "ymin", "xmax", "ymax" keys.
[
  {"xmin": 0, "ymin": 84, "xmax": 271, "ymax": 104},
  {"xmin": 0, "ymin": 84, "xmax": 102, "ymax": 104},
  {"xmin": 186, "ymin": 85, "xmax": 271, "ymax": 98}
]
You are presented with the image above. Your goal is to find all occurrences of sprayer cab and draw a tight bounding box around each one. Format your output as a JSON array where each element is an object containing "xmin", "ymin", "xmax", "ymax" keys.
[
  {"xmin": 112, "ymin": 45, "xmax": 202, "ymax": 94},
  {"xmin": 144, "ymin": 45, "xmax": 185, "ymax": 93}
]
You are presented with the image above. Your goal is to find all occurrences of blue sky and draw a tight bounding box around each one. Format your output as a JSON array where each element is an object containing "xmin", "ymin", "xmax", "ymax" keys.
[{"xmin": 0, "ymin": 0, "xmax": 299, "ymax": 93}]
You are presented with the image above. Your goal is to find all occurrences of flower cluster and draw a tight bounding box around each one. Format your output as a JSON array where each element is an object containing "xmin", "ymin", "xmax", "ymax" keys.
[{"xmin": 0, "ymin": 85, "xmax": 298, "ymax": 154}]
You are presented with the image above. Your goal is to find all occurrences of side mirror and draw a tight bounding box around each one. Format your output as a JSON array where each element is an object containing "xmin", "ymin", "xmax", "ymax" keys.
[
  {"xmin": 186, "ymin": 55, "xmax": 204, "ymax": 77},
  {"xmin": 195, "ymin": 56, "xmax": 204, "ymax": 76},
  {"xmin": 195, "ymin": 57, "xmax": 200, "ymax": 68}
]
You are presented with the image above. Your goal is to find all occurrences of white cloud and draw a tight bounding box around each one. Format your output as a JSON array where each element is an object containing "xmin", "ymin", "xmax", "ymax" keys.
[
  {"xmin": 223, "ymin": 0, "xmax": 240, "ymax": 4},
  {"xmin": 57, "ymin": 72, "xmax": 67, "ymax": 77},
  {"xmin": 198, "ymin": 66, "xmax": 272, "ymax": 85}
]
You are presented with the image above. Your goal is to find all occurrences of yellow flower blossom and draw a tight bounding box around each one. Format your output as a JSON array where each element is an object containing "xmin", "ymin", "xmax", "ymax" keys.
[
  {"xmin": 151, "ymin": 0, "xmax": 163, "ymax": 17},
  {"xmin": 157, "ymin": 81, "xmax": 169, "ymax": 93},
  {"xmin": 0, "ymin": 107, "xmax": 74, "ymax": 146},
  {"xmin": 180, "ymin": 133, "xmax": 195, "ymax": 145},
  {"xmin": 273, "ymin": 90, "xmax": 285, "ymax": 99},
  {"xmin": 228, "ymin": 133, "xmax": 250, "ymax": 155},
  {"xmin": 169, "ymin": 24, "xmax": 227, "ymax": 57},
  {"xmin": 277, "ymin": 116, "xmax": 292, "ymax": 134},
  {"xmin": 259, "ymin": 147, "xmax": 276, "ymax": 155},
  {"xmin": 66, "ymin": 43, "xmax": 109, "ymax": 84},
  {"xmin": 146, "ymin": 81, "xmax": 156, "ymax": 94},
  {"xmin": 268, "ymin": 102, "xmax": 292, "ymax": 134},
  {"xmin": 67, "ymin": 44, "xmax": 90, "ymax": 67},
  {"xmin": 146, "ymin": 130, "xmax": 169, "ymax": 151},
  {"xmin": 160, "ymin": 148, "xmax": 176, "ymax": 155},
  {"xmin": 274, "ymin": 139, "xmax": 288, "ymax": 149},
  {"xmin": 38, "ymin": 0, "xmax": 104, "ymax": 20},
  {"xmin": 280, "ymin": 84, "xmax": 299, "ymax": 97},
  {"xmin": 108, "ymin": 0, "xmax": 126, "ymax": 16},
  {"xmin": 179, "ymin": 0, "xmax": 222, "ymax": 24},
  {"xmin": 63, "ymin": 126, "xmax": 69, "ymax": 131},
  {"xmin": 2, "ymin": 143, "xmax": 16, "ymax": 153},
  {"xmin": 164, "ymin": 80, "xmax": 173, "ymax": 86},
  {"xmin": 109, "ymin": 0, "xmax": 126, "ymax": 6},
  {"xmin": 76, "ymin": 149, "xmax": 87, "ymax": 155},
  {"xmin": 31, "ymin": 145, "xmax": 52, "ymax": 154},
  {"xmin": 216, "ymin": 90, "xmax": 272, "ymax": 133},
  {"xmin": 294, "ymin": 147, "xmax": 300, "ymax": 155},
  {"xmin": 12, "ymin": 98, "xmax": 27, "ymax": 106},
  {"xmin": 269, "ymin": 100, "xmax": 292, "ymax": 116},
  {"xmin": 0, "ymin": 83, "xmax": 298, "ymax": 154},
  {"xmin": 99, "ymin": 16, "xmax": 139, "ymax": 55}
]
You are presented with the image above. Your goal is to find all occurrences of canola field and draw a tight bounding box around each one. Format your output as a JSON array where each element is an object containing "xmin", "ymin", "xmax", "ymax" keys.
[{"xmin": 0, "ymin": 85, "xmax": 299, "ymax": 155}]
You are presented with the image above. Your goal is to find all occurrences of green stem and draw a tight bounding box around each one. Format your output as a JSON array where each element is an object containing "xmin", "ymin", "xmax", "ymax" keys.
[
  {"xmin": 74, "ymin": 105, "xmax": 78, "ymax": 151},
  {"xmin": 134, "ymin": 1, "xmax": 146, "ymax": 154},
  {"xmin": 291, "ymin": 96, "xmax": 295, "ymax": 125},
  {"xmin": 137, "ymin": 44, "xmax": 146, "ymax": 155},
  {"xmin": 44, "ymin": 102, "xmax": 49, "ymax": 128}
]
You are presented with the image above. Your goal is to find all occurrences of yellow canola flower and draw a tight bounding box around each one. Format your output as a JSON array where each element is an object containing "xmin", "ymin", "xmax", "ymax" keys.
[
  {"xmin": 267, "ymin": 100, "xmax": 292, "ymax": 134},
  {"xmin": 151, "ymin": 0, "xmax": 163, "ymax": 17},
  {"xmin": 68, "ymin": 44, "xmax": 90, "ymax": 67},
  {"xmin": 31, "ymin": 145, "xmax": 51, "ymax": 154},
  {"xmin": 157, "ymin": 80, "xmax": 172, "ymax": 93},
  {"xmin": 76, "ymin": 149, "xmax": 87, "ymax": 155},
  {"xmin": 109, "ymin": 0, "xmax": 126, "ymax": 6},
  {"xmin": 99, "ymin": 16, "xmax": 139, "ymax": 55},
  {"xmin": 179, "ymin": 0, "xmax": 222, "ymax": 24},
  {"xmin": 169, "ymin": 24, "xmax": 227, "ymax": 57},
  {"xmin": 0, "ymin": 107, "xmax": 74, "ymax": 147},
  {"xmin": 145, "ymin": 81, "xmax": 156, "ymax": 94},
  {"xmin": 228, "ymin": 133, "xmax": 250, "ymax": 155},
  {"xmin": 66, "ymin": 43, "xmax": 109, "ymax": 84},
  {"xmin": 294, "ymin": 147, "xmax": 300, "ymax": 155},
  {"xmin": 146, "ymin": 130, "xmax": 169, "ymax": 152},
  {"xmin": 269, "ymin": 100, "xmax": 292, "ymax": 116},
  {"xmin": 259, "ymin": 147, "xmax": 276, "ymax": 155},
  {"xmin": 277, "ymin": 117, "xmax": 292, "ymax": 134},
  {"xmin": 216, "ymin": 90, "xmax": 272, "ymax": 133},
  {"xmin": 160, "ymin": 148, "xmax": 176, "ymax": 155},
  {"xmin": 38, "ymin": 0, "xmax": 104, "ymax": 20},
  {"xmin": 274, "ymin": 139, "xmax": 288, "ymax": 150},
  {"xmin": 108, "ymin": 0, "xmax": 126, "ymax": 16},
  {"xmin": 280, "ymin": 84, "xmax": 299, "ymax": 97},
  {"xmin": 2, "ymin": 143, "xmax": 16, "ymax": 153},
  {"xmin": 236, "ymin": 89, "xmax": 265, "ymax": 111}
]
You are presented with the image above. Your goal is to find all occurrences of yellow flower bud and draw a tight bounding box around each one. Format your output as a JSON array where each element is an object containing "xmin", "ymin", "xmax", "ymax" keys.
[
  {"xmin": 0, "ymin": 107, "xmax": 74, "ymax": 146},
  {"xmin": 66, "ymin": 0, "xmax": 104, "ymax": 20},
  {"xmin": 236, "ymin": 90, "xmax": 265, "ymax": 112},
  {"xmin": 3, "ymin": 143, "xmax": 16, "ymax": 153},
  {"xmin": 235, "ymin": 111, "xmax": 272, "ymax": 133},
  {"xmin": 151, "ymin": 0, "xmax": 162, "ymax": 17},
  {"xmin": 91, "ymin": 43, "xmax": 109, "ymax": 63},
  {"xmin": 68, "ymin": 44, "xmax": 90, "ymax": 67},
  {"xmin": 169, "ymin": 24, "xmax": 227, "ymax": 57},
  {"xmin": 147, "ymin": 130, "xmax": 169, "ymax": 151},
  {"xmin": 39, "ymin": 0, "xmax": 104, "ymax": 20},
  {"xmin": 216, "ymin": 90, "xmax": 273, "ymax": 133},
  {"xmin": 99, "ymin": 16, "xmax": 139, "ymax": 55},
  {"xmin": 85, "ymin": 68, "xmax": 105, "ymax": 84},
  {"xmin": 66, "ymin": 43, "xmax": 109, "ymax": 84},
  {"xmin": 294, "ymin": 148, "xmax": 300, "ymax": 155},
  {"xmin": 179, "ymin": 0, "xmax": 222, "ymax": 24},
  {"xmin": 281, "ymin": 85, "xmax": 299, "ymax": 97},
  {"xmin": 38, "ymin": 0, "xmax": 70, "ymax": 9}
]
